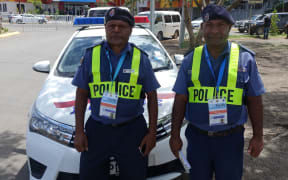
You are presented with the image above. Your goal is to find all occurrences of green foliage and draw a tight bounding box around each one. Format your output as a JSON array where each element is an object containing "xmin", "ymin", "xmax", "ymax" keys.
[
  {"xmin": 32, "ymin": 0, "xmax": 43, "ymax": 14},
  {"xmin": 270, "ymin": 9, "xmax": 280, "ymax": 35},
  {"xmin": 0, "ymin": 27, "xmax": 8, "ymax": 34}
]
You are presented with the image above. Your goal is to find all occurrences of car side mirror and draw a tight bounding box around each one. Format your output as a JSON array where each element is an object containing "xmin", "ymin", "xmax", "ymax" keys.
[
  {"xmin": 33, "ymin": 60, "xmax": 50, "ymax": 73},
  {"xmin": 174, "ymin": 54, "xmax": 184, "ymax": 66}
]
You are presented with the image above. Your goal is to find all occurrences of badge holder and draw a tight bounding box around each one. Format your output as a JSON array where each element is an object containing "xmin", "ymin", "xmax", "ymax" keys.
[
  {"xmin": 208, "ymin": 95, "xmax": 228, "ymax": 126},
  {"xmin": 99, "ymin": 85, "xmax": 118, "ymax": 119}
]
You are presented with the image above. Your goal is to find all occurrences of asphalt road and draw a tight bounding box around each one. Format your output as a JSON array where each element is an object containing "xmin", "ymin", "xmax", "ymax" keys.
[{"xmin": 0, "ymin": 23, "xmax": 76, "ymax": 180}]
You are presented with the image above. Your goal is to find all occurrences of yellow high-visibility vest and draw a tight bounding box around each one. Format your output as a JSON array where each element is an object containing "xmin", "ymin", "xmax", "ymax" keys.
[
  {"xmin": 188, "ymin": 43, "xmax": 243, "ymax": 105},
  {"xmin": 89, "ymin": 45, "xmax": 142, "ymax": 100}
]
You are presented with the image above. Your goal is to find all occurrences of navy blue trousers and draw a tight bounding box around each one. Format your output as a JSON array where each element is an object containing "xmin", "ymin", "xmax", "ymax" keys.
[
  {"xmin": 80, "ymin": 115, "xmax": 148, "ymax": 180},
  {"xmin": 185, "ymin": 124, "xmax": 244, "ymax": 180}
]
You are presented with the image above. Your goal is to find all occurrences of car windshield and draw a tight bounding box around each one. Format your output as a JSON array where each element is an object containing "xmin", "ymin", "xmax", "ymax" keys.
[
  {"xmin": 88, "ymin": 10, "xmax": 107, "ymax": 17},
  {"xmin": 56, "ymin": 34, "xmax": 171, "ymax": 77}
]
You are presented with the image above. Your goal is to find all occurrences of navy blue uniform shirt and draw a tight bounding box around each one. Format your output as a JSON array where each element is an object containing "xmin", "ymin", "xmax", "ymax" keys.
[
  {"xmin": 173, "ymin": 41, "xmax": 265, "ymax": 131},
  {"xmin": 72, "ymin": 41, "xmax": 160, "ymax": 124}
]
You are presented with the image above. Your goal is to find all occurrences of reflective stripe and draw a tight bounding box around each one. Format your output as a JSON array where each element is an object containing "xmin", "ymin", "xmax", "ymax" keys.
[
  {"xmin": 130, "ymin": 48, "xmax": 140, "ymax": 84},
  {"xmin": 89, "ymin": 45, "xmax": 142, "ymax": 99},
  {"xmin": 227, "ymin": 43, "xmax": 239, "ymax": 88},
  {"xmin": 188, "ymin": 43, "xmax": 243, "ymax": 105},
  {"xmin": 192, "ymin": 46, "xmax": 202, "ymax": 87},
  {"xmin": 92, "ymin": 46, "xmax": 101, "ymax": 83}
]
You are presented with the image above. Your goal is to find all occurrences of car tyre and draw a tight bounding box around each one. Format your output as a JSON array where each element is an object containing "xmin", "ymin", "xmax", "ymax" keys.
[
  {"xmin": 16, "ymin": 19, "xmax": 22, "ymax": 24},
  {"xmin": 157, "ymin": 31, "xmax": 163, "ymax": 41},
  {"xmin": 256, "ymin": 27, "xmax": 264, "ymax": 35},
  {"xmin": 239, "ymin": 29, "xmax": 244, "ymax": 33},
  {"xmin": 173, "ymin": 30, "xmax": 179, "ymax": 39}
]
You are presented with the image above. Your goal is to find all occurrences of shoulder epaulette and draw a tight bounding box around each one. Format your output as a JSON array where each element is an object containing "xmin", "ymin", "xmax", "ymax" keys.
[{"xmin": 238, "ymin": 43, "xmax": 256, "ymax": 56}]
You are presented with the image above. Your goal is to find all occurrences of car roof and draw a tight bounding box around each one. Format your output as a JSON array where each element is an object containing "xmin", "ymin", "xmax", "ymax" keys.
[
  {"xmin": 75, "ymin": 26, "xmax": 150, "ymax": 38},
  {"xmin": 138, "ymin": 11, "xmax": 180, "ymax": 15},
  {"xmin": 88, "ymin": 6, "xmax": 129, "ymax": 11}
]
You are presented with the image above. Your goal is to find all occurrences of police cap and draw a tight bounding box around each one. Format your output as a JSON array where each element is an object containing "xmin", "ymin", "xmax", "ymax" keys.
[
  {"xmin": 202, "ymin": 4, "xmax": 235, "ymax": 25},
  {"xmin": 105, "ymin": 7, "xmax": 135, "ymax": 27}
]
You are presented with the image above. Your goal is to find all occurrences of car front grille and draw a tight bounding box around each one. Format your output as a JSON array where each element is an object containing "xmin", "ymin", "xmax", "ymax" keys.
[{"xmin": 29, "ymin": 157, "xmax": 47, "ymax": 179}]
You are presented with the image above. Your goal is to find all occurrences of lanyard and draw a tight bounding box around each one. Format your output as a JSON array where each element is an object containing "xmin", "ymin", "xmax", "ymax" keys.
[
  {"xmin": 204, "ymin": 45, "xmax": 226, "ymax": 95},
  {"xmin": 105, "ymin": 50, "xmax": 127, "ymax": 90}
]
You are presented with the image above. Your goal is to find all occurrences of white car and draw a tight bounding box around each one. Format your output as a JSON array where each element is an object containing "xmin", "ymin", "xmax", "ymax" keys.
[
  {"xmin": 137, "ymin": 11, "xmax": 181, "ymax": 40},
  {"xmin": 191, "ymin": 17, "xmax": 203, "ymax": 28},
  {"xmin": 87, "ymin": 6, "xmax": 130, "ymax": 17},
  {"xmin": 11, "ymin": 14, "xmax": 46, "ymax": 24},
  {"xmin": 26, "ymin": 17, "xmax": 187, "ymax": 180}
]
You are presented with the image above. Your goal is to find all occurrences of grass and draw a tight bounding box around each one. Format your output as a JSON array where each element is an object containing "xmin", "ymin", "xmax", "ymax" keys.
[{"xmin": 0, "ymin": 27, "xmax": 8, "ymax": 34}]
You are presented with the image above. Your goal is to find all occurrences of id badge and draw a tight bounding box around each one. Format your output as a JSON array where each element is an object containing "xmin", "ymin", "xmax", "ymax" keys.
[
  {"xmin": 208, "ymin": 97, "xmax": 228, "ymax": 126},
  {"xmin": 99, "ymin": 91, "xmax": 118, "ymax": 119}
]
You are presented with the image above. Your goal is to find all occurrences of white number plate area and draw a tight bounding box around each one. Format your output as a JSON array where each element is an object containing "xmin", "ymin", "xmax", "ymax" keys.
[{"xmin": 109, "ymin": 156, "xmax": 120, "ymax": 177}]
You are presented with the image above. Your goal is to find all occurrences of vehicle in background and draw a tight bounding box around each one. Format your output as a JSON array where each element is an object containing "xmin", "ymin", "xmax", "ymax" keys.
[
  {"xmin": 35, "ymin": 15, "xmax": 48, "ymax": 23},
  {"xmin": 11, "ymin": 14, "xmax": 47, "ymax": 24},
  {"xmin": 249, "ymin": 12, "xmax": 288, "ymax": 35},
  {"xmin": 137, "ymin": 11, "xmax": 181, "ymax": 40},
  {"xmin": 191, "ymin": 17, "xmax": 203, "ymax": 29},
  {"xmin": 87, "ymin": 6, "xmax": 130, "ymax": 17},
  {"xmin": 236, "ymin": 14, "xmax": 264, "ymax": 33}
]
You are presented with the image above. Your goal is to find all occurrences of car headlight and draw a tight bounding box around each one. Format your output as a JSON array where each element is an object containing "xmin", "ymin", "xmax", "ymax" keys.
[{"xmin": 29, "ymin": 105, "xmax": 74, "ymax": 147}]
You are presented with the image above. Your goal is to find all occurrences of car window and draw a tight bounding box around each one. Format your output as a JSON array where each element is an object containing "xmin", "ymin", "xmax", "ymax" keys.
[
  {"xmin": 88, "ymin": 10, "xmax": 107, "ymax": 17},
  {"xmin": 56, "ymin": 34, "xmax": 171, "ymax": 77},
  {"xmin": 164, "ymin": 15, "xmax": 172, "ymax": 23},
  {"xmin": 129, "ymin": 35, "xmax": 171, "ymax": 71},
  {"xmin": 155, "ymin": 15, "xmax": 162, "ymax": 24},
  {"xmin": 57, "ymin": 37, "xmax": 103, "ymax": 76},
  {"xmin": 172, "ymin": 15, "xmax": 180, "ymax": 23}
]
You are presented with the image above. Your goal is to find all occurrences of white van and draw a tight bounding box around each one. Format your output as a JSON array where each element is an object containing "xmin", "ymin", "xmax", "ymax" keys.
[
  {"xmin": 137, "ymin": 11, "xmax": 181, "ymax": 40},
  {"xmin": 87, "ymin": 6, "xmax": 130, "ymax": 17}
]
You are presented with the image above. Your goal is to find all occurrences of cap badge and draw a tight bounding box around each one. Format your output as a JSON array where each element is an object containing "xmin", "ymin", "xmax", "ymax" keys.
[
  {"xmin": 109, "ymin": 9, "xmax": 115, "ymax": 17},
  {"xmin": 204, "ymin": 13, "xmax": 209, "ymax": 22}
]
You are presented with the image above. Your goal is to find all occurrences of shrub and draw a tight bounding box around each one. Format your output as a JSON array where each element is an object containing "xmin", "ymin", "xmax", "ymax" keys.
[{"xmin": 270, "ymin": 9, "xmax": 280, "ymax": 35}]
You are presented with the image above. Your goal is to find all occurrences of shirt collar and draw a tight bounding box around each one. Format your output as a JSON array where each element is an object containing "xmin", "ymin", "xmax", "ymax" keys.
[
  {"xmin": 103, "ymin": 41, "xmax": 132, "ymax": 57},
  {"xmin": 207, "ymin": 41, "xmax": 230, "ymax": 61}
]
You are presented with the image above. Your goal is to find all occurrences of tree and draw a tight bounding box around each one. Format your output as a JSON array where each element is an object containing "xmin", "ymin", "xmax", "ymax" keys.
[
  {"xmin": 270, "ymin": 9, "xmax": 280, "ymax": 35},
  {"xmin": 28, "ymin": 0, "xmax": 43, "ymax": 14},
  {"xmin": 184, "ymin": 0, "xmax": 243, "ymax": 50}
]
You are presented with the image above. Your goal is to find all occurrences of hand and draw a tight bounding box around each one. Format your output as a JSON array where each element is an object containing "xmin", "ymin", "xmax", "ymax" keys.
[
  {"xmin": 139, "ymin": 132, "xmax": 156, "ymax": 156},
  {"xmin": 74, "ymin": 131, "xmax": 88, "ymax": 152},
  {"xmin": 248, "ymin": 135, "xmax": 263, "ymax": 158},
  {"xmin": 169, "ymin": 135, "xmax": 183, "ymax": 158}
]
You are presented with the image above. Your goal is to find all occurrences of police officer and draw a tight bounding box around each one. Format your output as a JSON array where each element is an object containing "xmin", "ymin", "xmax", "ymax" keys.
[
  {"xmin": 170, "ymin": 5, "xmax": 265, "ymax": 180},
  {"xmin": 72, "ymin": 7, "xmax": 160, "ymax": 180}
]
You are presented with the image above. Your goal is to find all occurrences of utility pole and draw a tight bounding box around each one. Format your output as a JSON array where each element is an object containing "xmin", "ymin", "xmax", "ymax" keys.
[
  {"xmin": 179, "ymin": 0, "xmax": 185, "ymax": 48},
  {"xmin": 150, "ymin": 0, "xmax": 155, "ymax": 34}
]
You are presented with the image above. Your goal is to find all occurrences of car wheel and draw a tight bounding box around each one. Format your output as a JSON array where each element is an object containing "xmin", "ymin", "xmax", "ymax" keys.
[
  {"xmin": 38, "ymin": 20, "xmax": 43, "ymax": 24},
  {"xmin": 157, "ymin": 32, "xmax": 163, "ymax": 41},
  {"xmin": 256, "ymin": 27, "xmax": 264, "ymax": 35},
  {"xmin": 173, "ymin": 30, "xmax": 179, "ymax": 39},
  {"xmin": 16, "ymin": 19, "xmax": 22, "ymax": 24},
  {"xmin": 239, "ymin": 29, "xmax": 244, "ymax": 33}
]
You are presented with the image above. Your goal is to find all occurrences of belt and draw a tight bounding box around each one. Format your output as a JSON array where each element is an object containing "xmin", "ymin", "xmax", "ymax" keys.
[
  {"xmin": 189, "ymin": 124, "xmax": 244, "ymax": 137},
  {"xmin": 95, "ymin": 115, "xmax": 141, "ymax": 127}
]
